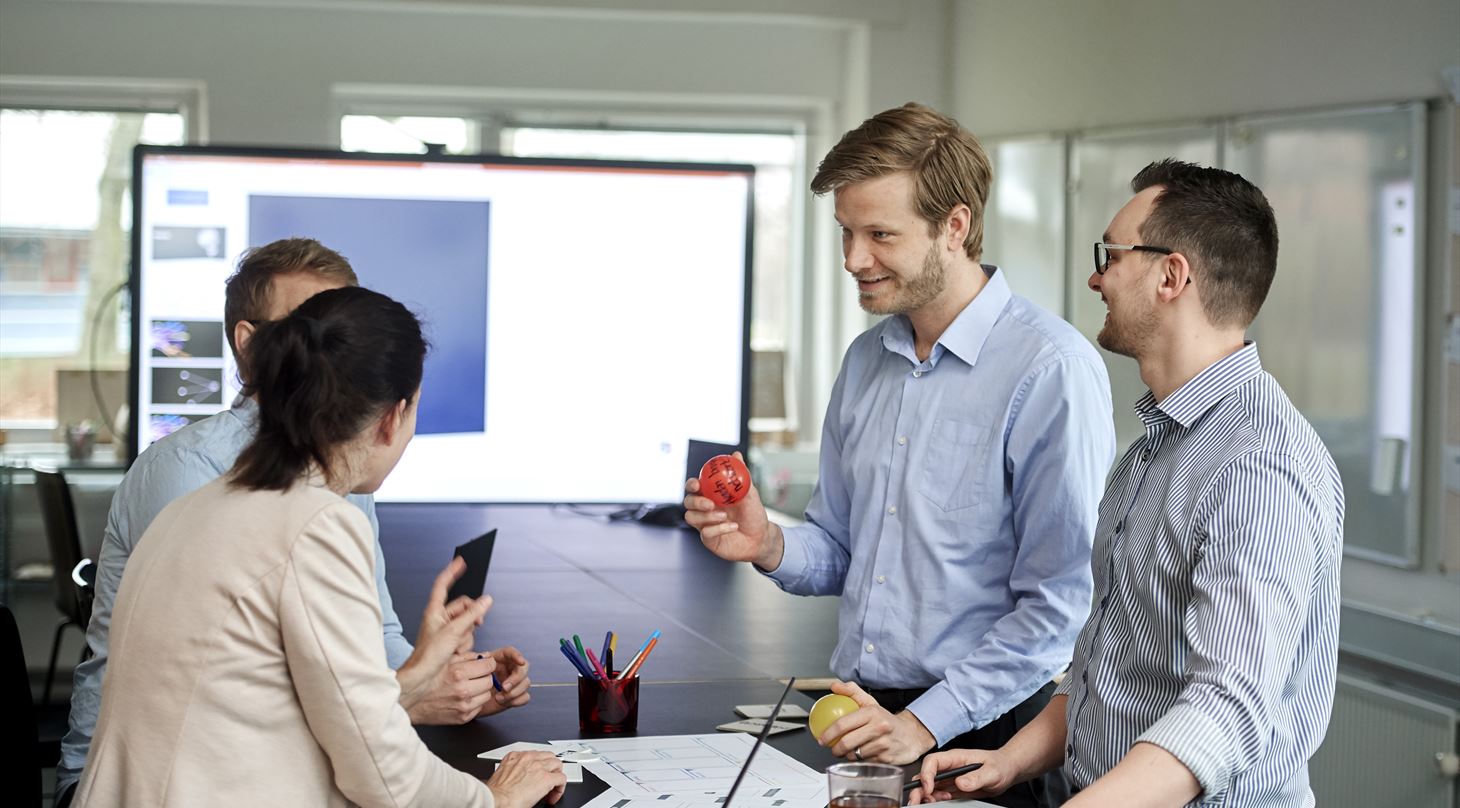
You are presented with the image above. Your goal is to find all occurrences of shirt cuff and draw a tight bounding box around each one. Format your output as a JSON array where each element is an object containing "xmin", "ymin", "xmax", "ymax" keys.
[
  {"xmin": 760, "ymin": 524, "xmax": 815, "ymax": 591},
  {"xmin": 1052, "ymin": 675, "xmax": 1073, "ymax": 698},
  {"xmin": 906, "ymin": 682, "xmax": 973, "ymax": 747},
  {"xmin": 1136, "ymin": 701, "xmax": 1236, "ymax": 799}
]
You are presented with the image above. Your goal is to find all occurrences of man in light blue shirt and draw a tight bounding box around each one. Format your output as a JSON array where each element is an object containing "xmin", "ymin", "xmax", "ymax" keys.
[
  {"xmin": 685, "ymin": 104, "xmax": 1114, "ymax": 808},
  {"xmin": 56, "ymin": 239, "xmax": 534, "ymax": 805}
]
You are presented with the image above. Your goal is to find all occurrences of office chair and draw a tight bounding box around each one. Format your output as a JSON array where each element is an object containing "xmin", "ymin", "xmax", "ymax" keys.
[
  {"xmin": 2, "ymin": 604, "xmax": 44, "ymax": 805},
  {"xmin": 33, "ymin": 468, "xmax": 96, "ymax": 707}
]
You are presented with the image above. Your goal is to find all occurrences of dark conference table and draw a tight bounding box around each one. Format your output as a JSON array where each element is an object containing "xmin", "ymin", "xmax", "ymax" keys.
[{"xmin": 378, "ymin": 503, "xmax": 844, "ymax": 804}]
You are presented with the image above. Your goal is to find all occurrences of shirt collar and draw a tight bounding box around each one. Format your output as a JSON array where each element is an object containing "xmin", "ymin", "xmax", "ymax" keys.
[
  {"xmin": 1134, "ymin": 341, "xmax": 1264, "ymax": 429},
  {"xmin": 230, "ymin": 394, "xmax": 258, "ymax": 429},
  {"xmin": 880, "ymin": 265, "xmax": 1011, "ymax": 367}
]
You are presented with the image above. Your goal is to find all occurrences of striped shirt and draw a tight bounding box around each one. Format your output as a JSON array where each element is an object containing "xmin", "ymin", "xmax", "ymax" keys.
[{"xmin": 1055, "ymin": 343, "xmax": 1344, "ymax": 807}]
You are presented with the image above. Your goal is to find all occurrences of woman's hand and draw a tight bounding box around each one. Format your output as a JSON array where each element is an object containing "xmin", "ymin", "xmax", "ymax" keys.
[{"xmin": 486, "ymin": 751, "xmax": 567, "ymax": 808}]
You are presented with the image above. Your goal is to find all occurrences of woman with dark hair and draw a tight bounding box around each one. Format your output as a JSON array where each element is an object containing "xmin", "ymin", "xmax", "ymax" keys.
[{"xmin": 74, "ymin": 287, "xmax": 564, "ymax": 808}]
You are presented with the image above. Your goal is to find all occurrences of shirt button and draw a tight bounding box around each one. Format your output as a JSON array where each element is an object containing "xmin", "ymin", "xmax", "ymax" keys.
[
  {"xmin": 887, "ymin": 505, "xmax": 897, "ymax": 515},
  {"xmin": 1081, "ymin": 671, "xmax": 1088, "ymax": 682},
  {"xmin": 866, "ymin": 643, "xmax": 875, "ymax": 653},
  {"xmin": 1067, "ymin": 744, "xmax": 1075, "ymax": 758},
  {"xmin": 912, "ymin": 370, "xmax": 922, "ymax": 378},
  {"xmin": 897, "ymin": 436, "xmax": 907, "ymax": 446},
  {"xmin": 876, "ymin": 575, "xmax": 886, "ymax": 584},
  {"xmin": 1140, "ymin": 450, "xmax": 1151, "ymax": 461},
  {"xmin": 1114, "ymin": 521, "xmax": 1123, "ymax": 534}
]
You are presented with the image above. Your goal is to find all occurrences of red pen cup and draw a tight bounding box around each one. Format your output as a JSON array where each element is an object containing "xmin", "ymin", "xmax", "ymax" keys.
[{"xmin": 577, "ymin": 672, "xmax": 640, "ymax": 735}]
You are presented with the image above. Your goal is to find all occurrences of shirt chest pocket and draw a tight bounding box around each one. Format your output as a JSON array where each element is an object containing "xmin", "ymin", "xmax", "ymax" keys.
[{"xmin": 918, "ymin": 417, "xmax": 997, "ymax": 514}]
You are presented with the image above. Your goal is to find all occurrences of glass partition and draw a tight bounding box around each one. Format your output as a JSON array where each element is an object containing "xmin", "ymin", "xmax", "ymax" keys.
[{"xmin": 1227, "ymin": 104, "xmax": 1425, "ymax": 565}]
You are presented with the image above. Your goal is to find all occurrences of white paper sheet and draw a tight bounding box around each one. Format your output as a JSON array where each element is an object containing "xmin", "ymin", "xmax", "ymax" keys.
[{"xmin": 552, "ymin": 734, "xmax": 825, "ymax": 798}]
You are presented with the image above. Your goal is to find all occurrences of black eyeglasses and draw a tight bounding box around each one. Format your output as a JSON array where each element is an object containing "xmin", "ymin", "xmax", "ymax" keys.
[{"xmin": 1093, "ymin": 242, "xmax": 1173, "ymax": 275}]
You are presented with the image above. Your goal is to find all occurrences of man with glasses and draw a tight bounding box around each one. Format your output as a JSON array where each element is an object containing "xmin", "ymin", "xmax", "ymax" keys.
[
  {"xmin": 685, "ymin": 104, "xmax": 1116, "ymax": 808},
  {"xmin": 910, "ymin": 160, "xmax": 1344, "ymax": 808}
]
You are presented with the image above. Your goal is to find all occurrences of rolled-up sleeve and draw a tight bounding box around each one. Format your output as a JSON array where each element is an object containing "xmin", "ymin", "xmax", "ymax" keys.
[{"xmin": 1136, "ymin": 451, "xmax": 1326, "ymax": 798}]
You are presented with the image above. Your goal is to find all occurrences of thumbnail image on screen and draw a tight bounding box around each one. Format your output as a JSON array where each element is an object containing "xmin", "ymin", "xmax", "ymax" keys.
[
  {"xmin": 151, "ymin": 367, "xmax": 224, "ymax": 406},
  {"xmin": 152, "ymin": 225, "xmax": 226, "ymax": 260},
  {"xmin": 151, "ymin": 319, "xmax": 225, "ymax": 359}
]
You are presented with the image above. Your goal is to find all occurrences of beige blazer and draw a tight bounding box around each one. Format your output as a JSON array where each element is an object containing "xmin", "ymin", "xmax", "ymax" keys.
[{"xmin": 74, "ymin": 477, "xmax": 491, "ymax": 807}]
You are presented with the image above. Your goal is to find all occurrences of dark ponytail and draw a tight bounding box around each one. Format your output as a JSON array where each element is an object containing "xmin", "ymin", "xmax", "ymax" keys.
[{"xmin": 231, "ymin": 286, "xmax": 427, "ymax": 491}]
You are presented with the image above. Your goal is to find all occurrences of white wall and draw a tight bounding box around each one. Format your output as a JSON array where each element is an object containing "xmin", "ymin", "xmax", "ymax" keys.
[
  {"xmin": 952, "ymin": 0, "xmax": 1459, "ymax": 136},
  {"xmin": 0, "ymin": 0, "xmax": 950, "ymax": 145}
]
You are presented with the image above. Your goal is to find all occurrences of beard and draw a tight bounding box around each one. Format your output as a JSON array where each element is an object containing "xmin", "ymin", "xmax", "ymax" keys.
[
  {"xmin": 858, "ymin": 243, "xmax": 948, "ymax": 316},
  {"xmin": 1096, "ymin": 295, "xmax": 1157, "ymax": 358}
]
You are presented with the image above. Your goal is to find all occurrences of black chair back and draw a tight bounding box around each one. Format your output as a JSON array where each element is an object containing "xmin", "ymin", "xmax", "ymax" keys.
[
  {"xmin": 1, "ymin": 604, "xmax": 43, "ymax": 805},
  {"xmin": 33, "ymin": 469, "xmax": 91, "ymax": 624}
]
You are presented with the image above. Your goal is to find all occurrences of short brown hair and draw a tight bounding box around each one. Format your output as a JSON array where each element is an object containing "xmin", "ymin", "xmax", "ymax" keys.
[
  {"xmin": 223, "ymin": 238, "xmax": 359, "ymax": 357},
  {"xmin": 1131, "ymin": 159, "xmax": 1279, "ymax": 327},
  {"xmin": 811, "ymin": 102, "xmax": 993, "ymax": 261}
]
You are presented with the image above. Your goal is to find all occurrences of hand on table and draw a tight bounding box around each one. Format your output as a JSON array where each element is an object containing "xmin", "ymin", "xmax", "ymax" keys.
[
  {"xmin": 486, "ymin": 750, "xmax": 567, "ymax": 808},
  {"xmin": 906, "ymin": 749, "xmax": 1020, "ymax": 804}
]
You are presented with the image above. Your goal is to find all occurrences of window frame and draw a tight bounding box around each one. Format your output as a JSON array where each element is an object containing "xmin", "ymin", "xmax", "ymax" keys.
[{"xmin": 0, "ymin": 78, "xmax": 200, "ymax": 439}]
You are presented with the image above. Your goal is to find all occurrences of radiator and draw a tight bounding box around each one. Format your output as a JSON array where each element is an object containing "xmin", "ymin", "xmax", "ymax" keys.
[{"xmin": 1310, "ymin": 673, "xmax": 1459, "ymax": 808}]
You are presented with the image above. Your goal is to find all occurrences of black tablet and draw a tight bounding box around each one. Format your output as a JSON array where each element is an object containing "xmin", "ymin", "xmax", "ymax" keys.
[{"xmin": 446, "ymin": 529, "xmax": 496, "ymax": 603}]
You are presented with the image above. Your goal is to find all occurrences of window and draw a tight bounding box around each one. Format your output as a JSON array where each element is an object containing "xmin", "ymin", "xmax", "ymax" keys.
[{"xmin": 0, "ymin": 108, "xmax": 185, "ymax": 436}]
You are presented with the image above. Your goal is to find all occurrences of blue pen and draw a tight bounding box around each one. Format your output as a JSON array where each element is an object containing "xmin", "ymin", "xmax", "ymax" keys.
[
  {"xmin": 559, "ymin": 641, "xmax": 596, "ymax": 679},
  {"xmin": 478, "ymin": 654, "xmax": 505, "ymax": 692},
  {"xmin": 600, "ymin": 631, "xmax": 613, "ymax": 674},
  {"xmin": 617, "ymin": 629, "xmax": 661, "ymax": 680}
]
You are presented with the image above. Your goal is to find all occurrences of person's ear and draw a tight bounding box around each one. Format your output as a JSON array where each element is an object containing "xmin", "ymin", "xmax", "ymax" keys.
[
  {"xmin": 231, "ymin": 320, "xmax": 257, "ymax": 383},
  {"xmin": 1156, "ymin": 252, "xmax": 1193, "ymax": 304},
  {"xmin": 943, "ymin": 204, "xmax": 972, "ymax": 254},
  {"xmin": 375, "ymin": 399, "xmax": 409, "ymax": 446},
  {"xmin": 233, "ymin": 320, "xmax": 256, "ymax": 357}
]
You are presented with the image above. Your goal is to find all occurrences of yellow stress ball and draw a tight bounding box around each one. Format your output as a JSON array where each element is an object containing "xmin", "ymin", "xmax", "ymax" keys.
[{"xmin": 808, "ymin": 693, "xmax": 860, "ymax": 744}]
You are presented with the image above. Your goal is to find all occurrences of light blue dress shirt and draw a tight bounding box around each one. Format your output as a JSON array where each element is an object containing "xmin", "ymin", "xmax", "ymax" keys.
[
  {"xmin": 57, "ymin": 397, "xmax": 411, "ymax": 793},
  {"xmin": 1056, "ymin": 344, "xmax": 1344, "ymax": 807},
  {"xmin": 768, "ymin": 266, "xmax": 1116, "ymax": 745}
]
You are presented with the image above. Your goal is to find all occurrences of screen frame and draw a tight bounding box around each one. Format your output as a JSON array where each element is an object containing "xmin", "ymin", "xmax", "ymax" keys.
[{"xmin": 128, "ymin": 143, "xmax": 755, "ymax": 503}]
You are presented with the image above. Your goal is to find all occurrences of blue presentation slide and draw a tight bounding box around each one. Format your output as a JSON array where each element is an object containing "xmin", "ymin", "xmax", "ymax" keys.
[{"xmin": 248, "ymin": 195, "xmax": 490, "ymax": 436}]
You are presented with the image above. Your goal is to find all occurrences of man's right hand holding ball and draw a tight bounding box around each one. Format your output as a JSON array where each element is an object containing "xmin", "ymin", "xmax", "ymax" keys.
[{"xmin": 683, "ymin": 452, "xmax": 784, "ymax": 572}]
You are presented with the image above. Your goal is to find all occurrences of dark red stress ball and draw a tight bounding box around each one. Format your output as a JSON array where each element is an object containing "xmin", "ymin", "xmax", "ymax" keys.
[{"xmin": 698, "ymin": 454, "xmax": 751, "ymax": 507}]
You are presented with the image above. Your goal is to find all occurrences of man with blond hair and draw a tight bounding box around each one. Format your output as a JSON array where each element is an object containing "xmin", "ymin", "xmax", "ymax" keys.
[{"xmin": 685, "ymin": 104, "xmax": 1115, "ymax": 808}]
